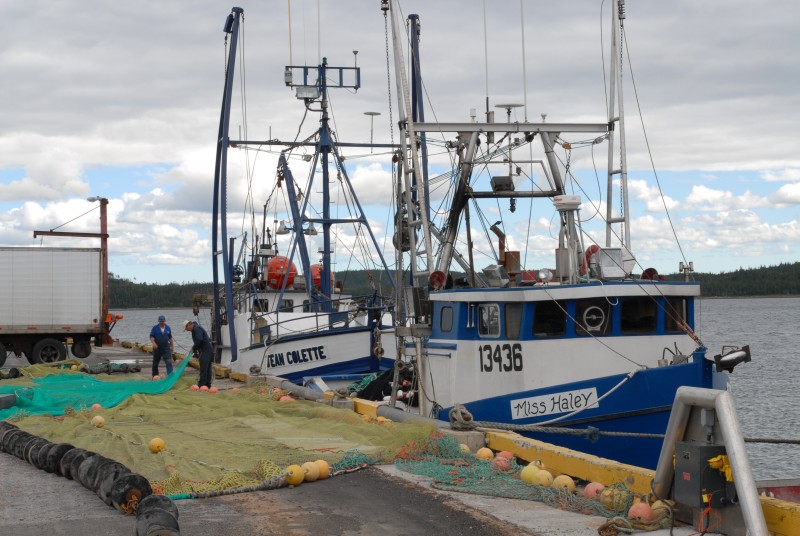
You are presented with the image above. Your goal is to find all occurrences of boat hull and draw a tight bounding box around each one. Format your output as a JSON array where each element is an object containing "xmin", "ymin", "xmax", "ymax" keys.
[
  {"xmin": 222, "ymin": 325, "xmax": 394, "ymax": 384},
  {"xmin": 434, "ymin": 355, "xmax": 719, "ymax": 469}
]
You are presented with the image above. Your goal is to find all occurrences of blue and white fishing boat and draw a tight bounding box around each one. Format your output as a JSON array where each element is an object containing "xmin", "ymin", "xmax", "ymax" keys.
[
  {"xmin": 384, "ymin": 0, "xmax": 751, "ymax": 469},
  {"xmin": 209, "ymin": 8, "xmax": 396, "ymax": 384}
]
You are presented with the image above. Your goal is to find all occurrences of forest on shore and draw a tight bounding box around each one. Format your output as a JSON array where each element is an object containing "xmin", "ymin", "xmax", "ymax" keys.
[{"xmin": 108, "ymin": 261, "xmax": 800, "ymax": 308}]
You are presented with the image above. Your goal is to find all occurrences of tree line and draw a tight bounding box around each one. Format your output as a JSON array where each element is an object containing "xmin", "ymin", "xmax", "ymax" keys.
[{"xmin": 109, "ymin": 262, "xmax": 800, "ymax": 308}]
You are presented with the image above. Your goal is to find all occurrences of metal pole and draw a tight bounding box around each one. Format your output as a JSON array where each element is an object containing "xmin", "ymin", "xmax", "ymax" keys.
[{"xmin": 99, "ymin": 198, "xmax": 112, "ymax": 344}]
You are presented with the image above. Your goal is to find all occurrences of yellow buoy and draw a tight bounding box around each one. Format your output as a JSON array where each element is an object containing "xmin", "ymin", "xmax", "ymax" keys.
[
  {"xmin": 314, "ymin": 459, "xmax": 331, "ymax": 480},
  {"xmin": 90, "ymin": 415, "xmax": 105, "ymax": 428},
  {"xmin": 458, "ymin": 443, "xmax": 471, "ymax": 453},
  {"xmin": 520, "ymin": 464, "xmax": 540, "ymax": 484},
  {"xmin": 302, "ymin": 461, "xmax": 321, "ymax": 482},
  {"xmin": 285, "ymin": 464, "xmax": 304, "ymax": 486},
  {"xmin": 70, "ymin": 365, "xmax": 78, "ymax": 371},
  {"xmin": 552, "ymin": 474, "xmax": 576, "ymax": 493},
  {"xmin": 148, "ymin": 437, "xmax": 166, "ymax": 454},
  {"xmin": 375, "ymin": 416, "xmax": 391, "ymax": 423},
  {"xmin": 475, "ymin": 447, "xmax": 494, "ymax": 460},
  {"xmin": 531, "ymin": 469, "xmax": 554, "ymax": 487}
]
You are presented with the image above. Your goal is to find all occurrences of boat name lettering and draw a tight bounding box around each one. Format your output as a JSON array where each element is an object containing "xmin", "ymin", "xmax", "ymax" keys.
[
  {"xmin": 265, "ymin": 346, "xmax": 328, "ymax": 368},
  {"xmin": 509, "ymin": 388, "xmax": 598, "ymax": 420},
  {"xmin": 479, "ymin": 343, "xmax": 523, "ymax": 372}
]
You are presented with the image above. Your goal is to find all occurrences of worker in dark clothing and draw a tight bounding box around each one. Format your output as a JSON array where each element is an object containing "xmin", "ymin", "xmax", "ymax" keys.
[
  {"xmin": 149, "ymin": 315, "xmax": 174, "ymax": 377},
  {"xmin": 183, "ymin": 320, "xmax": 213, "ymax": 388}
]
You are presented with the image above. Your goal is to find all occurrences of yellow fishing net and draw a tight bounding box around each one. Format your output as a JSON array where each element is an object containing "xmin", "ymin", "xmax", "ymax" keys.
[{"xmin": 4, "ymin": 372, "xmax": 436, "ymax": 496}]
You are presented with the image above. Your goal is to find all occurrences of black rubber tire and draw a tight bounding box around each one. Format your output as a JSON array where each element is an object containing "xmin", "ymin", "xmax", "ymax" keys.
[
  {"xmin": 0, "ymin": 422, "xmax": 19, "ymax": 451},
  {"xmin": 97, "ymin": 462, "xmax": 130, "ymax": 506},
  {"xmin": 60, "ymin": 448, "xmax": 87, "ymax": 480},
  {"xmin": 34, "ymin": 439, "xmax": 55, "ymax": 469},
  {"xmin": 68, "ymin": 451, "xmax": 91, "ymax": 482},
  {"xmin": 137, "ymin": 494, "xmax": 180, "ymax": 520},
  {"xmin": 111, "ymin": 473, "xmax": 153, "ymax": 513},
  {"xmin": 46, "ymin": 443, "xmax": 75, "ymax": 475},
  {"xmin": 134, "ymin": 509, "xmax": 180, "ymax": 536},
  {"xmin": 70, "ymin": 340, "xmax": 93, "ymax": 359},
  {"xmin": 77, "ymin": 454, "xmax": 108, "ymax": 491},
  {"xmin": 17, "ymin": 434, "xmax": 45, "ymax": 465},
  {"xmin": 2, "ymin": 429, "xmax": 24, "ymax": 455},
  {"xmin": 29, "ymin": 338, "xmax": 67, "ymax": 364}
]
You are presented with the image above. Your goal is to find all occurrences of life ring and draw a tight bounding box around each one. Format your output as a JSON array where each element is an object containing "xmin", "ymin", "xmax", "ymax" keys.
[
  {"xmin": 581, "ymin": 245, "xmax": 601, "ymax": 275},
  {"xmin": 582, "ymin": 305, "xmax": 606, "ymax": 331}
]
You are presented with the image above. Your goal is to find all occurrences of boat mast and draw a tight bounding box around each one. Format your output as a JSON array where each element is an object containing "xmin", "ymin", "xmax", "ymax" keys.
[
  {"xmin": 388, "ymin": 0, "xmax": 434, "ymax": 283},
  {"xmin": 212, "ymin": 7, "xmax": 243, "ymax": 363},
  {"xmin": 605, "ymin": 0, "xmax": 631, "ymax": 249}
]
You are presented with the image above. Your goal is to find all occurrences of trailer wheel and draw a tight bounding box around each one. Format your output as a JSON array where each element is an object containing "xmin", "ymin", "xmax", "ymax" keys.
[
  {"xmin": 0, "ymin": 342, "xmax": 7, "ymax": 368},
  {"xmin": 71, "ymin": 340, "xmax": 93, "ymax": 359},
  {"xmin": 29, "ymin": 338, "xmax": 67, "ymax": 364}
]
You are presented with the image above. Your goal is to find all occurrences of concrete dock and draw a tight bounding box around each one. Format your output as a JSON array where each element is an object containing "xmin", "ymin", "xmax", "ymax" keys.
[{"xmin": 0, "ymin": 344, "xmax": 727, "ymax": 535}]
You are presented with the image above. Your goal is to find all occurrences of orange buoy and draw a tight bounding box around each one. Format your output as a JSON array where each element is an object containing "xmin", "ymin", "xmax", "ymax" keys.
[
  {"xmin": 491, "ymin": 456, "xmax": 510, "ymax": 471},
  {"xmin": 583, "ymin": 481, "xmax": 605, "ymax": 499},
  {"xmin": 148, "ymin": 438, "xmax": 166, "ymax": 453},
  {"xmin": 91, "ymin": 415, "xmax": 105, "ymax": 428},
  {"xmin": 190, "ymin": 385, "xmax": 200, "ymax": 391},
  {"xmin": 209, "ymin": 387, "xmax": 218, "ymax": 394},
  {"xmin": 91, "ymin": 403, "xmax": 102, "ymax": 411},
  {"xmin": 628, "ymin": 502, "xmax": 655, "ymax": 523},
  {"xmin": 200, "ymin": 386, "xmax": 209, "ymax": 392}
]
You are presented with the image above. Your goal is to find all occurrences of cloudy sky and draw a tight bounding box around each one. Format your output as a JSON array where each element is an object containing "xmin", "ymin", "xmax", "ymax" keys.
[{"xmin": 1, "ymin": 0, "xmax": 798, "ymax": 284}]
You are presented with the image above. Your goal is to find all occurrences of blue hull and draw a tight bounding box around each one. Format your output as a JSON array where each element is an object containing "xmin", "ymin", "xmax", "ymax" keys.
[{"xmin": 436, "ymin": 356, "xmax": 717, "ymax": 469}]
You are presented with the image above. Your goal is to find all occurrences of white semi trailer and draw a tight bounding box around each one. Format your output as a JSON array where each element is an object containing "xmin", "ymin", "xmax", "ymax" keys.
[{"xmin": 0, "ymin": 247, "xmax": 116, "ymax": 366}]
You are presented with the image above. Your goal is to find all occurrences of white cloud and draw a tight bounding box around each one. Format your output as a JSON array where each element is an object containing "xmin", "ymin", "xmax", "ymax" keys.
[{"xmin": 762, "ymin": 168, "xmax": 800, "ymax": 183}]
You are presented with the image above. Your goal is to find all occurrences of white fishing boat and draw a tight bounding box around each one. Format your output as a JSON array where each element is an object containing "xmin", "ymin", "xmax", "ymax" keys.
[
  {"xmin": 382, "ymin": 0, "xmax": 752, "ymax": 469},
  {"xmin": 208, "ymin": 8, "xmax": 396, "ymax": 384}
]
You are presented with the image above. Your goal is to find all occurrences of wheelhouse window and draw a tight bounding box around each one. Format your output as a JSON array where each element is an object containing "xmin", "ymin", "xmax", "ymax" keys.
[
  {"xmin": 278, "ymin": 299, "xmax": 294, "ymax": 313},
  {"xmin": 477, "ymin": 304, "xmax": 500, "ymax": 337},
  {"xmin": 532, "ymin": 300, "xmax": 566, "ymax": 338},
  {"xmin": 620, "ymin": 297, "xmax": 657, "ymax": 334},
  {"xmin": 664, "ymin": 297, "xmax": 688, "ymax": 333},
  {"xmin": 575, "ymin": 298, "xmax": 612, "ymax": 336},
  {"xmin": 505, "ymin": 303, "xmax": 522, "ymax": 339},
  {"xmin": 440, "ymin": 306, "xmax": 454, "ymax": 333}
]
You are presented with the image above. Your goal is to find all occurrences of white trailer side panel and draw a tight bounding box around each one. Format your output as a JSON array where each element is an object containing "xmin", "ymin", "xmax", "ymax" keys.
[{"xmin": 0, "ymin": 248, "xmax": 102, "ymax": 332}]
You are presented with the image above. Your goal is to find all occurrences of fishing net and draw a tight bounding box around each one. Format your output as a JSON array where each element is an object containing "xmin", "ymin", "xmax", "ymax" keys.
[
  {"xmin": 394, "ymin": 434, "xmax": 669, "ymax": 526},
  {"xmin": 0, "ymin": 358, "xmax": 190, "ymax": 420},
  {"xmin": 2, "ymin": 363, "xmax": 436, "ymax": 497}
]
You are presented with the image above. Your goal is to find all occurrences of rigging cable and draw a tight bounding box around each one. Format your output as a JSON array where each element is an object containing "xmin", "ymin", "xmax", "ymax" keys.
[{"xmin": 622, "ymin": 26, "xmax": 691, "ymax": 269}]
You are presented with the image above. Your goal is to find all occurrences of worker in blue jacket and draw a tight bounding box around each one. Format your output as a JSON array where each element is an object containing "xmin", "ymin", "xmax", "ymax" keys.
[
  {"xmin": 184, "ymin": 320, "xmax": 214, "ymax": 388},
  {"xmin": 149, "ymin": 315, "xmax": 174, "ymax": 377}
]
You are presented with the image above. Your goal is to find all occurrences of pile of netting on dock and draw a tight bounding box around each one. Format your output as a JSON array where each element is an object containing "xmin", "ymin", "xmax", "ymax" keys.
[
  {"xmin": 394, "ymin": 434, "xmax": 672, "ymax": 532},
  {"xmin": 1, "ymin": 366, "xmax": 436, "ymax": 497}
]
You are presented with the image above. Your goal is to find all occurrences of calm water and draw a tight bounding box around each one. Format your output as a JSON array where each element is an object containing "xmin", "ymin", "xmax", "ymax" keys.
[
  {"xmin": 696, "ymin": 297, "xmax": 800, "ymax": 479},
  {"xmin": 110, "ymin": 308, "xmax": 213, "ymax": 355},
  {"xmin": 113, "ymin": 299, "xmax": 800, "ymax": 479}
]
